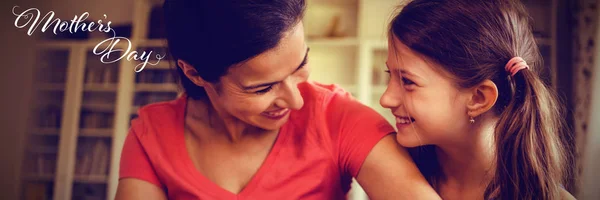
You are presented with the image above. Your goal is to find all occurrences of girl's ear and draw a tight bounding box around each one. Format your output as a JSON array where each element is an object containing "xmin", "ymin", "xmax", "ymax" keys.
[
  {"xmin": 466, "ymin": 79, "xmax": 499, "ymax": 117},
  {"xmin": 178, "ymin": 59, "xmax": 208, "ymax": 87}
]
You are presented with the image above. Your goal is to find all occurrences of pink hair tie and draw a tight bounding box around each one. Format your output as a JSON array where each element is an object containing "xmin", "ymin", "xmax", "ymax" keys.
[{"xmin": 505, "ymin": 57, "xmax": 529, "ymax": 77}]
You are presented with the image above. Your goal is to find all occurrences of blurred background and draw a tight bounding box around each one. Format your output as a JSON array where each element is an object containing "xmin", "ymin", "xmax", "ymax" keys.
[{"xmin": 0, "ymin": 0, "xmax": 598, "ymax": 199}]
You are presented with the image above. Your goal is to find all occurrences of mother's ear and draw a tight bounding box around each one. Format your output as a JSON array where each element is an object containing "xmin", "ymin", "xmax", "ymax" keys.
[
  {"xmin": 466, "ymin": 80, "xmax": 499, "ymax": 117},
  {"xmin": 178, "ymin": 59, "xmax": 208, "ymax": 87}
]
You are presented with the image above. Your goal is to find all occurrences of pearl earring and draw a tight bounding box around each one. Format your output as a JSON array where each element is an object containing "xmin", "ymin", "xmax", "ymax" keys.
[{"xmin": 469, "ymin": 116, "xmax": 475, "ymax": 124}]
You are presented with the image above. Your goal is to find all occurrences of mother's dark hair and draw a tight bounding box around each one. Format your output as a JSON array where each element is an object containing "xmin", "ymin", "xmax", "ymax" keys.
[{"xmin": 163, "ymin": 0, "xmax": 306, "ymax": 99}]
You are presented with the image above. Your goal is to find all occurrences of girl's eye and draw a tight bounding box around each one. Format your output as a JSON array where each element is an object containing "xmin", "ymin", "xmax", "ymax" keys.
[
  {"xmin": 384, "ymin": 70, "xmax": 391, "ymax": 75},
  {"xmin": 401, "ymin": 77, "xmax": 415, "ymax": 85},
  {"xmin": 254, "ymin": 86, "xmax": 273, "ymax": 94}
]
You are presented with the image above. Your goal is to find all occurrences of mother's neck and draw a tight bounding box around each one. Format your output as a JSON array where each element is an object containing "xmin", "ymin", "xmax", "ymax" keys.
[{"xmin": 186, "ymin": 96, "xmax": 266, "ymax": 143}]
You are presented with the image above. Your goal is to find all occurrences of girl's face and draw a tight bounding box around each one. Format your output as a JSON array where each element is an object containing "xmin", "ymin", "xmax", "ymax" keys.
[
  {"xmin": 380, "ymin": 37, "xmax": 472, "ymax": 147},
  {"xmin": 202, "ymin": 23, "xmax": 310, "ymax": 131}
]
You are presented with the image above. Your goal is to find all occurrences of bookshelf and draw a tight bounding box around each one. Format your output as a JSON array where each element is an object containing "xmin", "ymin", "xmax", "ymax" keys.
[
  {"xmin": 18, "ymin": 0, "xmax": 561, "ymax": 200},
  {"xmin": 20, "ymin": 45, "xmax": 69, "ymax": 200}
]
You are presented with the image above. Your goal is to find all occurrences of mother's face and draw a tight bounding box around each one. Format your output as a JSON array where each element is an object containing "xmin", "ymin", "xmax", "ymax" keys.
[{"xmin": 203, "ymin": 23, "xmax": 310, "ymax": 131}]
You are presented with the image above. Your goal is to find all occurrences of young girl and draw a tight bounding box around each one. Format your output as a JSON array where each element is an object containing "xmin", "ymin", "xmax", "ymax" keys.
[{"xmin": 380, "ymin": 0, "xmax": 575, "ymax": 199}]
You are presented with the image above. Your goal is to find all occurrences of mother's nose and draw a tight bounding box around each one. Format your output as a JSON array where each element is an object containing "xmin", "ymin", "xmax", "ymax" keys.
[{"xmin": 277, "ymin": 79, "xmax": 304, "ymax": 110}]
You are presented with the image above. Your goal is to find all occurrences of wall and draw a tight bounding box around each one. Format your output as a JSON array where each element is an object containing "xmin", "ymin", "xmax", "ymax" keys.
[
  {"xmin": 573, "ymin": 0, "xmax": 599, "ymax": 197},
  {"xmin": 1, "ymin": 0, "xmax": 38, "ymax": 199},
  {"xmin": 579, "ymin": 1, "xmax": 600, "ymax": 198}
]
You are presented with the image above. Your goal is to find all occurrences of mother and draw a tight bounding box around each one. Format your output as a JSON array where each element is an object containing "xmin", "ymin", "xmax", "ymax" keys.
[{"xmin": 115, "ymin": 0, "xmax": 438, "ymax": 199}]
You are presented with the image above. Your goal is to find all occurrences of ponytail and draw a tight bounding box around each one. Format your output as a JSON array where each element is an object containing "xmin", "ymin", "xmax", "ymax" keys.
[
  {"xmin": 485, "ymin": 69, "xmax": 570, "ymax": 199},
  {"xmin": 388, "ymin": 0, "xmax": 573, "ymax": 198}
]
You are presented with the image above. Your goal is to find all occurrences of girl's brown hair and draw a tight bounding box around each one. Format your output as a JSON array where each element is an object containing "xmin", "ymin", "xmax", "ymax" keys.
[{"xmin": 389, "ymin": 0, "xmax": 573, "ymax": 199}]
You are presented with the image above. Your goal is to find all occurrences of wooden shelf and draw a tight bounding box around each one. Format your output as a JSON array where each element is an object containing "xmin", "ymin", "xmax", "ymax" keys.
[
  {"xmin": 137, "ymin": 39, "xmax": 168, "ymax": 47},
  {"xmin": 30, "ymin": 128, "xmax": 60, "ymax": 136},
  {"xmin": 23, "ymin": 174, "xmax": 55, "ymax": 182},
  {"xmin": 28, "ymin": 146, "xmax": 58, "ymax": 154},
  {"xmin": 73, "ymin": 175, "xmax": 108, "ymax": 184},
  {"xmin": 37, "ymin": 39, "xmax": 129, "ymax": 49},
  {"xmin": 365, "ymin": 39, "xmax": 388, "ymax": 50},
  {"xmin": 81, "ymin": 103, "xmax": 115, "ymax": 112},
  {"xmin": 38, "ymin": 84, "xmax": 66, "ymax": 91},
  {"xmin": 84, "ymin": 84, "xmax": 118, "ymax": 92},
  {"xmin": 86, "ymin": 39, "xmax": 129, "ymax": 49},
  {"xmin": 79, "ymin": 128, "xmax": 113, "ymax": 137},
  {"xmin": 135, "ymin": 83, "xmax": 178, "ymax": 92}
]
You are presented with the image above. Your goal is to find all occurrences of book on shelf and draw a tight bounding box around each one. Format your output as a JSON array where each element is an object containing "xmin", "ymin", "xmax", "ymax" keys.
[
  {"xmin": 164, "ymin": 72, "xmax": 175, "ymax": 83},
  {"xmin": 150, "ymin": 71, "xmax": 160, "ymax": 83},
  {"xmin": 102, "ymin": 67, "xmax": 113, "ymax": 84},
  {"xmin": 75, "ymin": 139, "xmax": 110, "ymax": 177},
  {"xmin": 103, "ymin": 113, "xmax": 114, "ymax": 128},
  {"xmin": 76, "ymin": 141, "xmax": 92, "ymax": 175},
  {"xmin": 33, "ymin": 154, "xmax": 57, "ymax": 175},
  {"xmin": 88, "ymin": 141, "xmax": 101, "ymax": 175},
  {"xmin": 85, "ymin": 68, "xmax": 97, "ymax": 84},
  {"xmin": 81, "ymin": 111, "xmax": 97, "ymax": 129},
  {"xmin": 37, "ymin": 155, "xmax": 45, "ymax": 175},
  {"xmin": 80, "ymin": 111, "xmax": 114, "ymax": 129},
  {"xmin": 37, "ymin": 50, "xmax": 69, "ymax": 70},
  {"xmin": 24, "ymin": 182, "xmax": 49, "ymax": 200},
  {"xmin": 85, "ymin": 66, "xmax": 119, "ymax": 84},
  {"xmin": 136, "ymin": 69, "xmax": 174, "ymax": 84},
  {"xmin": 37, "ymin": 66, "xmax": 67, "ymax": 84},
  {"xmin": 72, "ymin": 183, "xmax": 106, "ymax": 200},
  {"xmin": 90, "ymin": 140, "xmax": 109, "ymax": 175},
  {"xmin": 38, "ymin": 106, "xmax": 62, "ymax": 128}
]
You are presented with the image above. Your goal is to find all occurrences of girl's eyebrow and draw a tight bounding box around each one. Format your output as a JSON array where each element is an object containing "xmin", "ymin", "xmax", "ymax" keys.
[{"xmin": 385, "ymin": 62, "xmax": 421, "ymax": 79}]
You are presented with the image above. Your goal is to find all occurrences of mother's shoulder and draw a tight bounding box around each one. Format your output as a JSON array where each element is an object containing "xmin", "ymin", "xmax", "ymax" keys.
[
  {"xmin": 298, "ymin": 81, "xmax": 354, "ymax": 106},
  {"xmin": 130, "ymin": 95, "xmax": 186, "ymax": 137}
]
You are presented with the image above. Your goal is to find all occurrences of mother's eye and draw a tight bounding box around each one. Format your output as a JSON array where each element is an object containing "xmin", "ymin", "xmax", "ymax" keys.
[
  {"xmin": 254, "ymin": 86, "xmax": 273, "ymax": 94},
  {"xmin": 401, "ymin": 77, "xmax": 415, "ymax": 85}
]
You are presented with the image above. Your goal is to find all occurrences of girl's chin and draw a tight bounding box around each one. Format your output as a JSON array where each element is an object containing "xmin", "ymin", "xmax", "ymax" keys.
[{"xmin": 395, "ymin": 132, "xmax": 424, "ymax": 148}]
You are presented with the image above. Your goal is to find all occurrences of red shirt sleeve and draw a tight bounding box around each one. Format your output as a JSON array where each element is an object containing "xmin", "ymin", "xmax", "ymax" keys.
[
  {"xmin": 119, "ymin": 120, "xmax": 164, "ymax": 189},
  {"xmin": 325, "ymin": 92, "xmax": 396, "ymax": 177}
]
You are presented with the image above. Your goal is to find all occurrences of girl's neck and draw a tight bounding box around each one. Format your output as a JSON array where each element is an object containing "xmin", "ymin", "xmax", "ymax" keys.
[{"xmin": 436, "ymin": 117, "xmax": 497, "ymax": 195}]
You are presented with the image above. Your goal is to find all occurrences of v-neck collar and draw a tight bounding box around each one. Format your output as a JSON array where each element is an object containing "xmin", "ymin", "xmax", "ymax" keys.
[{"xmin": 174, "ymin": 94, "xmax": 291, "ymax": 198}]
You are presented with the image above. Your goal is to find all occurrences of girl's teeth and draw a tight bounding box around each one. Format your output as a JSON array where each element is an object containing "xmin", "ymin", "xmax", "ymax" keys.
[{"xmin": 397, "ymin": 117, "xmax": 413, "ymax": 124}]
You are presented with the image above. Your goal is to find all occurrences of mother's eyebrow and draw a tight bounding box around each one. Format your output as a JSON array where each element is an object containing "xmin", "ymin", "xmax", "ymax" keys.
[{"xmin": 242, "ymin": 47, "xmax": 310, "ymax": 90}]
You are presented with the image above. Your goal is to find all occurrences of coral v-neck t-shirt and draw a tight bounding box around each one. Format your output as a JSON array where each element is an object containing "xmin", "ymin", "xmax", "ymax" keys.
[{"xmin": 119, "ymin": 82, "xmax": 395, "ymax": 199}]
